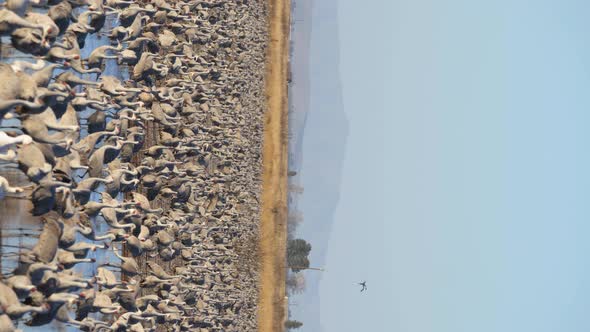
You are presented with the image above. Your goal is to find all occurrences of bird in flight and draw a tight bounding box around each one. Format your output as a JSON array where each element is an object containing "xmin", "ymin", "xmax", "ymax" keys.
[{"xmin": 358, "ymin": 281, "xmax": 367, "ymax": 292}]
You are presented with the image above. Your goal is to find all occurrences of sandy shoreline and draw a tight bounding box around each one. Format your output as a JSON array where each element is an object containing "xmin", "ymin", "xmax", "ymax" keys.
[{"xmin": 257, "ymin": 0, "xmax": 291, "ymax": 331}]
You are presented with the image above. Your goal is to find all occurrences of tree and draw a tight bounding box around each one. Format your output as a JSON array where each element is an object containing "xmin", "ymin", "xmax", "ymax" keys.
[
  {"xmin": 287, "ymin": 239, "xmax": 311, "ymax": 257},
  {"xmin": 287, "ymin": 239, "xmax": 312, "ymax": 272},
  {"xmin": 287, "ymin": 211, "xmax": 303, "ymax": 235},
  {"xmin": 285, "ymin": 320, "xmax": 303, "ymax": 329},
  {"xmin": 288, "ymin": 184, "xmax": 304, "ymax": 194},
  {"xmin": 286, "ymin": 273, "xmax": 306, "ymax": 294},
  {"xmin": 288, "ymin": 211, "xmax": 303, "ymax": 224}
]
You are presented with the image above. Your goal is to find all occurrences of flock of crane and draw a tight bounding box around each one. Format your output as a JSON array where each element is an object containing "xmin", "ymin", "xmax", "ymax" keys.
[{"xmin": 0, "ymin": 0, "xmax": 268, "ymax": 330}]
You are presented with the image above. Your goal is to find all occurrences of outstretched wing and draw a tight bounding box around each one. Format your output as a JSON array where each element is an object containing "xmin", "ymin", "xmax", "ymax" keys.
[{"xmin": 359, "ymin": 282, "xmax": 367, "ymax": 292}]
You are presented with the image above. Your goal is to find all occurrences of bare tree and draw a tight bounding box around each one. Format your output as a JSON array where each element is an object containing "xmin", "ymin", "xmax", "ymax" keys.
[
  {"xmin": 288, "ymin": 211, "xmax": 303, "ymax": 224},
  {"xmin": 287, "ymin": 211, "xmax": 304, "ymax": 235},
  {"xmin": 288, "ymin": 184, "xmax": 304, "ymax": 194},
  {"xmin": 286, "ymin": 272, "xmax": 306, "ymax": 294}
]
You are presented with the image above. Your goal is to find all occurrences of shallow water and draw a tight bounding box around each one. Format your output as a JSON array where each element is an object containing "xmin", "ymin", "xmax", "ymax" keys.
[{"xmin": 0, "ymin": 11, "xmax": 128, "ymax": 331}]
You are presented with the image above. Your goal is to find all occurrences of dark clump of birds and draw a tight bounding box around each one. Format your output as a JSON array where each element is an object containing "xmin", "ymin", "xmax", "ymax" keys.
[{"xmin": 0, "ymin": 0, "xmax": 268, "ymax": 330}]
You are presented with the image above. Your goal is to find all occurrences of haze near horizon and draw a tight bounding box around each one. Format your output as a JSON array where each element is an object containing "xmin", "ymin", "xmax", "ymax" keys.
[{"xmin": 290, "ymin": 1, "xmax": 590, "ymax": 331}]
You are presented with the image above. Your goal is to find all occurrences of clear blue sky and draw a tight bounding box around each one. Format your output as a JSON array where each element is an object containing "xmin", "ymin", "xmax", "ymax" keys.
[{"xmin": 294, "ymin": 0, "xmax": 590, "ymax": 331}]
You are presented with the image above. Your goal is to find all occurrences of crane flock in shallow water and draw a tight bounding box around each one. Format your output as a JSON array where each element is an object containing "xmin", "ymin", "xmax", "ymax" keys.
[{"xmin": 0, "ymin": 0, "xmax": 268, "ymax": 330}]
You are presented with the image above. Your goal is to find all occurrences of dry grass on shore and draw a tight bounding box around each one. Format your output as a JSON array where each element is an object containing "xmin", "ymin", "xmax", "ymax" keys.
[{"xmin": 257, "ymin": 0, "xmax": 291, "ymax": 331}]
